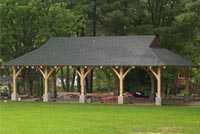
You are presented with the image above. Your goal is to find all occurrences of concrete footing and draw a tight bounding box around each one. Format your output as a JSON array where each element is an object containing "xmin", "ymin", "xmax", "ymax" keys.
[
  {"xmin": 79, "ymin": 95, "xmax": 86, "ymax": 103},
  {"xmin": 155, "ymin": 96, "xmax": 162, "ymax": 105},
  {"xmin": 43, "ymin": 93, "xmax": 50, "ymax": 102},
  {"xmin": 118, "ymin": 96, "xmax": 124, "ymax": 104},
  {"xmin": 11, "ymin": 93, "xmax": 19, "ymax": 101}
]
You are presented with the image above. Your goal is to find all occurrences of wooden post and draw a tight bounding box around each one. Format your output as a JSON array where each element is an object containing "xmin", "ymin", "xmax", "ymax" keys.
[
  {"xmin": 119, "ymin": 67, "xmax": 123, "ymax": 96},
  {"xmin": 149, "ymin": 66, "xmax": 162, "ymax": 105},
  {"xmin": 37, "ymin": 66, "xmax": 56, "ymax": 102},
  {"xmin": 12, "ymin": 67, "xmax": 17, "ymax": 95},
  {"xmin": 111, "ymin": 66, "xmax": 134, "ymax": 104},
  {"xmin": 80, "ymin": 67, "xmax": 85, "ymax": 95},
  {"xmin": 11, "ymin": 66, "xmax": 18, "ymax": 101},
  {"xmin": 11, "ymin": 66, "xmax": 25, "ymax": 101},
  {"xmin": 157, "ymin": 67, "xmax": 161, "ymax": 97},
  {"xmin": 75, "ymin": 66, "xmax": 93, "ymax": 103},
  {"xmin": 44, "ymin": 67, "xmax": 48, "ymax": 95}
]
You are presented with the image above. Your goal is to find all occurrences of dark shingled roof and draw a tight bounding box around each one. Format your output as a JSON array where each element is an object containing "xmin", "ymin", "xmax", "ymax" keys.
[{"xmin": 4, "ymin": 35, "xmax": 198, "ymax": 67}]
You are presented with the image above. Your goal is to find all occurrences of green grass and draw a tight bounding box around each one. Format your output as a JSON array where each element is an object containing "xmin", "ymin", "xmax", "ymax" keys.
[{"xmin": 0, "ymin": 101, "xmax": 200, "ymax": 134}]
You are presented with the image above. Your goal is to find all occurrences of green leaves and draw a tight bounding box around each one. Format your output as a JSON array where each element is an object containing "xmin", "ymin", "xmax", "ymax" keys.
[{"xmin": 0, "ymin": 0, "xmax": 78, "ymax": 61}]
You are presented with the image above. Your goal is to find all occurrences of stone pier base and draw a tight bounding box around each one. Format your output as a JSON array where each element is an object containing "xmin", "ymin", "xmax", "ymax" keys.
[
  {"xmin": 43, "ymin": 93, "xmax": 50, "ymax": 102},
  {"xmin": 118, "ymin": 96, "xmax": 124, "ymax": 104},
  {"xmin": 155, "ymin": 96, "xmax": 162, "ymax": 105},
  {"xmin": 79, "ymin": 95, "xmax": 86, "ymax": 103},
  {"xmin": 11, "ymin": 93, "xmax": 19, "ymax": 101}
]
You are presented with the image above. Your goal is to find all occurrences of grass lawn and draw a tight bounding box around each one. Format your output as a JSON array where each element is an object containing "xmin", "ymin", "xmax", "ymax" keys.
[{"xmin": 0, "ymin": 101, "xmax": 200, "ymax": 134}]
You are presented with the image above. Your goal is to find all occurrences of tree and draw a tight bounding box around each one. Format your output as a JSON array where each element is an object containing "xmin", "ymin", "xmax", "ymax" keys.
[{"xmin": 0, "ymin": 0, "xmax": 78, "ymax": 95}]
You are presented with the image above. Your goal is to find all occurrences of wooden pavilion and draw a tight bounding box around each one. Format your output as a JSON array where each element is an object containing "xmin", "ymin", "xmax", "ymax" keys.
[{"xmin": 3, "ymin": 35, "xmax": 198, "ymax": 105}]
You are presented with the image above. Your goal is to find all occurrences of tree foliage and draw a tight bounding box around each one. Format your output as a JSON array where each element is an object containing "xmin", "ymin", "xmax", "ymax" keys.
[{"xmin": 0, "ymin": 0, "xmax": 78, "ymax": 61}]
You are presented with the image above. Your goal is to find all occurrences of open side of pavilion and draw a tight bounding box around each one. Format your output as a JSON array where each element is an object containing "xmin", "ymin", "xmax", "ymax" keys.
[{"xmin": 3, "ymin": 35, "xmax": 199, "ymax": 105}]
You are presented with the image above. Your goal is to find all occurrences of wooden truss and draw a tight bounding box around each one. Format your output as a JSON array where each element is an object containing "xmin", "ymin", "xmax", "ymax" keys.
[
  {"xmin": 111, "ymin": 66, "xmax": 135, "ymax": 96},
  {"xmin": 9, "ymin": 65, "xmax": 191, "ymax": 105},
  {"xmin": 36, "ymin": 66, "xmax": 59, "ymax": 95},
  {"xmin": 74, "ymin": 66, "xmax": 94, "ymax": 95}
]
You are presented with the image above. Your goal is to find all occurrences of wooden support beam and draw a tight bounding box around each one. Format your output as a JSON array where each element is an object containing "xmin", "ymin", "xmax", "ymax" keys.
[
  {"xmin": 12, "ymin": 67, "xmax": 17, "ymax": 94},
  {"xmin": 37, "ymin": 67, "xmax": 45, "ymax": 77},
  {"xmin": 111, "ymin": 66, "xmax": 134, "ymax": 104},
  {"xmin": 111, "ymin": 67, "xmax": 120, "ymax": 78},
  {"xmin": 84, "ymin": 67, "xmax": 93, "ymax": 78},
  {"xmin": 123, "ymin": 67, "xmax": 133, "ymax": 78},
  {"xmin": 148, "ymin": 68, "xmax": 160, "ymax": 95},
  {"xmin": 149, "ymin": 67, "xmax": 158, "ymax": 80},
  {"xmin": 11, "ymin": 66, "xmax": 25, "ymax": 101},
  {"xmin": 119, "ymin": 67, "xmax": 123, "ymax": 96},
  {"xmin": 80, "ymin": 67, "xmax": 85, "ymax": 95},
  {"xmin": 149, "ymin": 67, "xmax": 162, "ymax": 97},
  {"xmin": 44, "ymin": 67, "xmax": 48, "ymax": 95},
  {"xmin": 16, "ymin": 66, "xmax": 25, "ymax": 77},
  {"xmin": 157, "ymin": 67, "xmax": 161, "ymax": 97},
  {"xmin": 74, "ymin": 66, "xmax": 94, "ymax": 95},
  {"xmin": 12, "ymin": 66, "xmax": 25, "ymax": 94},
  {"xmin": 36, "ymin": 66, "xmax": 56, "ymax": 95},
  {"xmin": 111, "ymin": 66, "xmax": 133, "ymax": 96}
]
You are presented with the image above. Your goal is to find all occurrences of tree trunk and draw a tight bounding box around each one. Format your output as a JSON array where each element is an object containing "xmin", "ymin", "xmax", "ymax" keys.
[
  {"xmin": 77, "ymin": 67, "xmax": 81, "ymax": 92},
  {"xmin": 23, "ymin": 69, "xmax": 32, "ymax": 96},
  {"xmin": 175, "ymin": 69, "xmax": 178, "ymax": 96},
  {"xmin": 86, "ymin": 75, "xmax": 89, "ymax": 93},
  {"xmin": 112, "ymin": 71, "xmax": 119, "ymax": 95},
  {"xmin": 66, "ymin": 66, "xmax": 70, "ymax": 92},
  {"xmin": 93, "ymin": 0, "xmax": 96, "ymax": 37},
  {"xmin": 89, "ymin": 71, "xmax": 94, "ymax": 93},
  {"xmin": 40, "ymin": 73, "xmax": 43, "ymax": 96},
  {"xmin": 61, "ymin": 67, "xmax": 66, "ymax": 92},
  {"xmin": 104, "ymin": 69, "xmax": 111, "ymax": 92},
  {"xmin": 29, "ymin": 76, "xmax": 33, "ymax": 96},
  {"xmin": 148, "ymin": 0, "xmax": 164, "ymax": 27},
  {"xmin": 21, "ymin": 70, "xmax": 26, "ymax": 94},
  {"xmin": 24, "ymin": 68, "xmax": 33, "ymax": 96},
  {"xmin": 71, "ymin": 69, "xmax": 76, "ymax": 91},
  {"xmin": 36, "ymin": 70, "xmax": 41, "ymax": 97},
  {"xmin": 23, "ymin": 70, "xmax": 28, "ymax": 94},
  {"xmin": 164, "ymin": 82, "xmax": 168, "ymax": 95},
  {"xmin": 28, "ymin": 68, "xmax": 33, "ymax": 96},
  {"xmin": 52, "ymin": 70, "xmax": 57, "ymax": 98}
]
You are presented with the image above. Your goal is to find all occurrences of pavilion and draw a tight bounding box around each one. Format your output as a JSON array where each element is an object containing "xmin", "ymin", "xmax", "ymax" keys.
[{"xmin": 3, "ymin": 35, "xmax": 198, "ymax": 105}]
